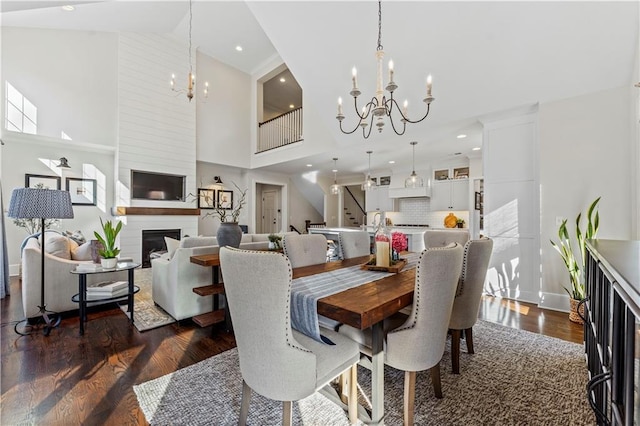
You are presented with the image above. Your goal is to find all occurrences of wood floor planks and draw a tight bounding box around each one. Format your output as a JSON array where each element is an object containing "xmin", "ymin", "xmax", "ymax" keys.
[{"xmin": 0, "ymin": 275, "xmax": 582, "ymax": 425}]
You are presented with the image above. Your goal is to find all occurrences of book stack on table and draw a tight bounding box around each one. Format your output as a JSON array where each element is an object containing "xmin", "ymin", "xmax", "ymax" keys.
[{"xmin": 86, "ymin": 280, "xmax": 129, "ymax": 300}]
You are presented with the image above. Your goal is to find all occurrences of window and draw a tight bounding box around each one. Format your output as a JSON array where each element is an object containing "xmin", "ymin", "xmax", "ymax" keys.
[{"xmin": 5, "ymin": 82, "xmax": 37, "ymax": 134}]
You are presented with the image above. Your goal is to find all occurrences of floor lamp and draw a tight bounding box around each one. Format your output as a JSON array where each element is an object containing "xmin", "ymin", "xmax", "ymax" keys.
[{"xmin": 8, "ymin": 187, "xmax": 74, "ymax": 336}]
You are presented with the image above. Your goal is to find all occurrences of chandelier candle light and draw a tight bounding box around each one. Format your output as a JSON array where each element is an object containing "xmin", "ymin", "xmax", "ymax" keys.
[
  {"xmin": 330, "ymin": 158, "xmax": 341, "ymax": 195},
  {"xmin": 405, "ymin": 141, "xmax": 424, "ymax": 188},
  {"xmin": 170, "ymin": 0, "xmax": 208, "ymax": 102},
  {"xmin": 336, "ymin": 0, "xmax": 435, "ymax": 138}
]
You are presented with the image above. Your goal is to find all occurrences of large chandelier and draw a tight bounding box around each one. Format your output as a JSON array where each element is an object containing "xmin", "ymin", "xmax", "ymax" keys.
[
  {"xmin": 405, "ymin": 141, "xmax": 424, "ymax": 188},
  {"xmin": 170, "ymin": 0, "xmax": 208, "ymax": 102},
  {"xmin": 336, "ymin": 0, "xmax": 434, "ymax": 138},
  {"xmin": 362, "ymin": 151, "xmax": 377, "ymax": 191},
  {"xmin": 330, "ymin": 158, "xmax": 341, "ymax": 195}
]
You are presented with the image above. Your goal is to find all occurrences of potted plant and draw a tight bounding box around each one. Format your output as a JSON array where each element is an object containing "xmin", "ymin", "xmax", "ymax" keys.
[
  {"xmin": 267, "ymin": 234, "xmax": 282, "ymax": 250},
  {"xmin": 550, "ymin": 197, "xmax": 600, "ymax": 324},
  {"xmin": 94, "ymin": 218, "xmax": 122, "ymax": 269},
  {"xmin": 456, "ymin": 218, "xmax": 465, "ymax": 228},
  {"xmin": 203, "ymin": 182, "xmax": 248, "ymax": 248}
]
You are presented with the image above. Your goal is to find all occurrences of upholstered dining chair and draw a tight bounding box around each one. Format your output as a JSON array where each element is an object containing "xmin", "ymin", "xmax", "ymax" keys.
[
  {"xmin": 423, "ymin": 229, "xmax": 470, "ymax": 249},
  {"xmin": 449, "ymin": 237, "xmax": 493, "ymax": 374},
  {"xmin": 219, "ymin": 247, "xmax": 360, "ymax": 426},
  {"xmin": 338, "ymin": 231, "xmax": 371, "ymax": 259},
  {"xmin": 339, "ymin": 243, "xmax": 464, "ymax": 426},
  {"xmin": 282, "ymin": 233, "xmax": 328, "ymax": 268}
]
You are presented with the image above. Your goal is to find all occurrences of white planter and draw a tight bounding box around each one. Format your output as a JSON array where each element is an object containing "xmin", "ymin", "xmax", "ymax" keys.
[{"xmin": 101, "ymin": 258, "xmax": 117, "ymax": 269}]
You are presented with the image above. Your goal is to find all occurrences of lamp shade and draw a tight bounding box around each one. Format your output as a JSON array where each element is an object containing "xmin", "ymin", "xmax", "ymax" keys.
[{"xmin": 8, "ymin": 188, "xmax": 74, "ymax": 219}]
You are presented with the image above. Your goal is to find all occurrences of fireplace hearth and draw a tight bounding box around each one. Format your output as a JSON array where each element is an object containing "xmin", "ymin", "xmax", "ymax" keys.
[{"xmin": 141, "ymin": 229, "xmax": 181, "ymax": 268}]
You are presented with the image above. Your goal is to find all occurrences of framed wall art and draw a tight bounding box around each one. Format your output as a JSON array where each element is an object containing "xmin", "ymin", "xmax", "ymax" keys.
[
  {"xmin": 25, "ymin": 174, "xmax": 61, "ymax": 190},
  {"xmin": 198, "ymin": 188, "xmax": 216, "ymax": 209},
  {"xmin": 217, "ymin": 190, "xmax": 233, "ymax": 210},
  {"xmin": 66, "ymin": 178, "xmax": 97, "ymax": 206}
]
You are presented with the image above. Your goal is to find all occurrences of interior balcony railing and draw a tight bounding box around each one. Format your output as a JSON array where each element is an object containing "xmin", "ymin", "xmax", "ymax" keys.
[{"xmin": 257, "ymin": 107, "xmax": 303, "ymax": 153}]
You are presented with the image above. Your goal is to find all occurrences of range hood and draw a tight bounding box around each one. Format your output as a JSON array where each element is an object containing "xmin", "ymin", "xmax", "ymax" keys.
[{"xmin": 387, "ymin": 174, "xmax": 431, "ymax": 198}]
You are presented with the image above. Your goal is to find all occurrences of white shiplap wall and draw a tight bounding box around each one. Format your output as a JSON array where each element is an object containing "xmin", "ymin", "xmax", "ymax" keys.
[{"xmin": 116, "ymin": 33, "xmax": 198, "ymax": 262}]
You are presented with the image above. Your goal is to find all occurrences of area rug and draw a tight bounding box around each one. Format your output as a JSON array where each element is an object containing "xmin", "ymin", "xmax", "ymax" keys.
[
  {"xmin": 119, "ymin": 267, "xmax": 175, "ymax": 332},
  {"xmin": 134, "ymin": 320, "xmax": 595, "ymax": 425}
]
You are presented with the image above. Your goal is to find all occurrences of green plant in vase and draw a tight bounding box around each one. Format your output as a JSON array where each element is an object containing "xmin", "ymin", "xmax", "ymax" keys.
[
  {"xmin": 267, "ymin": 234, "xmax": 282, "ymax": 250},
  {"xmin": 550, "ymin": 197, "xmax": 600, "ymax": 323},
  {"xmin": 94, "ymin": 218, "xmax": 122, "ymax": 268}
]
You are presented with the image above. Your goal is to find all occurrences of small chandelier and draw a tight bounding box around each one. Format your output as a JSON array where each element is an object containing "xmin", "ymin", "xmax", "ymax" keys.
[
  {"xmin": 405, "ymin": 141, "xmax": 424, "ymax": 188},
  {"xmin": 362, "ymin": 151, "xmax": 377, "ymax": 191},
  {"xmin": 336, "ymin": 0, "xmax": 434, "ymax": 139},
  {"xmin": 170, "ymin": 0, "xmax": 208, "ymax": 102},
  {"xmin": 57, "ymin": 157, "xmax": 71, "ymax": 169},
  {"xmin": 330, "ymin": 158, "xmax": 341, "ymax": 195}
]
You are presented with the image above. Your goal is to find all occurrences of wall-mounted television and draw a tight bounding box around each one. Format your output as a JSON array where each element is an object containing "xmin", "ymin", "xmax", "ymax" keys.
[{"xmin": 131, "ymin": 170, "xmax": 185, "ymax": 201}]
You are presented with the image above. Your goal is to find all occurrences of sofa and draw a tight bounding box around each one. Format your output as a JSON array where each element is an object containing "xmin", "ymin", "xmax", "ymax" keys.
[
  {"xmin": 21, "ymin": 232, "xmax": 127, "ymax": 320},
  {"xmin": 151, "ymin": 233, "xmax": 296, "ymax": 321}
]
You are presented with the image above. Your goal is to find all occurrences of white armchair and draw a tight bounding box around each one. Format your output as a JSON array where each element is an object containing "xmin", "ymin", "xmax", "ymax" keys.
[
  {"xmin": 21, "ymin": 235, "xmax": 127, "ymax": 320},
  {"xmin": 151, "ymin": 244, "xmax": 218, "ymax": 321}
]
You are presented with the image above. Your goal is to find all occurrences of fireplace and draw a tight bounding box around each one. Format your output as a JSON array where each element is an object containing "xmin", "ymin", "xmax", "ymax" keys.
[{"xmin": 141, "ymin": 229, "xmax": 181, "ymax": 268}]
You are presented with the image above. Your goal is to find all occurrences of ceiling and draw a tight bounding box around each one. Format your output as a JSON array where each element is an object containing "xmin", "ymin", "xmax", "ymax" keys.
[{"xmin": 2, "ymin": 1, "xmax": 638, "ymax": 180}]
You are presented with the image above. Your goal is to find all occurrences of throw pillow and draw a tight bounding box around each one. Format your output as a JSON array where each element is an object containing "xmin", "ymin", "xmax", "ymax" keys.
[
  {"xmin": 44, "ymin": 234, "xmax": 71, "ymax": 259},
  {"xmin": 63, "ymin": 230, "xmax": 87, "ymax": 245},
  {"xmin": 165, "ymin": 237, "xmax": 180, "ymax": 259},
  {"xmin": 71, "ymin": 241, "xmax": 94, "ymax": 261}
]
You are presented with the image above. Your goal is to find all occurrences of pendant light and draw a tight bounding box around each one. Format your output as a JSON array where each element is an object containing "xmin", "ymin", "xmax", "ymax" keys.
[
  {"xmin": 362, "ymin": 151, "xmax": 377, "ymax": 191},
  {"xmin": 404, "ymin": 141, "xmax": 424, "ymax": 188},
  {"xmin": 330, "ymin": 158, "xmax": 341, "ymax": 195}
]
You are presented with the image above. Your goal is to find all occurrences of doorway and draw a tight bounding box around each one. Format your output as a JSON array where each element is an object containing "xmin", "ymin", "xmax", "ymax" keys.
[{"xmin": 256, "ymin": 183, "xmax": 283, "ymax": 234}]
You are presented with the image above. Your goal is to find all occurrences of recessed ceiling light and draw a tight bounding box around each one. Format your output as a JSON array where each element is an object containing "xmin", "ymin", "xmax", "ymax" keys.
[
  {"xmin": 289, "ymin": 104, "xmax": 295, "ymax": 109},
  {"xmin": 280, "ymin": 77, "xmax": 286, "ymax": 83},
  {"xmin": 235, "ymin": 45, "xmax": 243, "ymax": 52},
  {"xmin": 306, "ymin": 164, "xmax": 312, "ymax": 167},
  {"xmin": 457, "ymin": 134, "xmax": 467, "ymax": 139},
  {"xmin": 61, "ymin": 5, "xmax": 75, "ymax": 11},
  {"xmin": 388, "ymin": 160, "xmax": 395, "ymax": 164},
  {"xmin": 472, "ymin": 147, "xmax": 481, "ymax": 151}
]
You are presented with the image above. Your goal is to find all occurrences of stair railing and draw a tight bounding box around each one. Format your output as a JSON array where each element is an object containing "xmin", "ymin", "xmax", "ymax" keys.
[{"xmin": 257, "ymin": 107, "xmax": 303, "ymax": 153}]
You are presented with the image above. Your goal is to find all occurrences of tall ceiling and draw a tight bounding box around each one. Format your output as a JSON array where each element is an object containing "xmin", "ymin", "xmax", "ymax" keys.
[{"xmin": 2, "ymin": 1, "xmax": 638, "ymax": 179}]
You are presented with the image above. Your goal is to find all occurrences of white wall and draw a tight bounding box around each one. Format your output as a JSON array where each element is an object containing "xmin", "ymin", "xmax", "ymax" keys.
[
  {"xmin": 196, "ymin": 52, "xmax": 252, "ymax": 168},
  {"xmin": 1, "ymin": 27, "xmax": 117, "ymax": 145},
  {"xmin": 539, "ymin": 86, "xmax": 632, "ymax": 310}
]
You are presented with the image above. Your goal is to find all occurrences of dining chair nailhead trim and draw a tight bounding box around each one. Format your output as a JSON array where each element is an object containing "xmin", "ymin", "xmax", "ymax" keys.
[{"xmin": 224, "ymin": 247, "xmax": 311, "ymax": 354}]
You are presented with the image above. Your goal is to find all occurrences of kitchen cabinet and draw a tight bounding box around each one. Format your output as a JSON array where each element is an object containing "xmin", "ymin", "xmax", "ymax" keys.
[
  {"xmin": 430, "ymin": 179, "xmax": 469, "ymax": 211},
  {"xmin": 365, "ymin": 186, "xmax": 395, "ymax": 212}
]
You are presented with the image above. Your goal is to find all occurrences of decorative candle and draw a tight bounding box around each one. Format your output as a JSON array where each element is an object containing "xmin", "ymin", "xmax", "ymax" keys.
[
  {"xmin": 171, "ymin": 73, "xmax": 176, "ymax": 88},
  {"xmin": 352, "ymin": 67, "xmax": 358, "ymax": 89},
  {"xmin": 388, "ymin": 60, "xmax": 394, "ymax": 82},
  {"xmin": 403, "ymin": 99, "xmax": 408, "ymax": 117},
  {"xmin": 375, "ymin": 241, "xmax": 390, "ymax": 267},
  {"xmin": 338, "ymin": 97, "xmax": 343, "ymax": 115},
  {"xmin": 427, "ymin": 75, "xmax": 433, "ymax": 96}
]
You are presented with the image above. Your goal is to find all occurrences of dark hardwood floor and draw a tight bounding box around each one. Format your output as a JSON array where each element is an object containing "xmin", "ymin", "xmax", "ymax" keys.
[{"xmin": 1, "ymin": 275, "xmax": 583, "ymax": 425}]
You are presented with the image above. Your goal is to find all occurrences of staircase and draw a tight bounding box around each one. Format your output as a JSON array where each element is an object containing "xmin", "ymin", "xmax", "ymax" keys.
[{"xmin": 343, "ymin": 186, "xmax": 365, "ymax": 227}]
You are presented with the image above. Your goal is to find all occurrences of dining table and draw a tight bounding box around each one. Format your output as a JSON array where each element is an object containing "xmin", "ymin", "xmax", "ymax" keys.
[
  {"xmin": 292, "ymin": 254, "xmax": 418, "ymax": 425},
  {"xmin": 192, "ymin": 250, "xmax": 418, "ymax": 425}
]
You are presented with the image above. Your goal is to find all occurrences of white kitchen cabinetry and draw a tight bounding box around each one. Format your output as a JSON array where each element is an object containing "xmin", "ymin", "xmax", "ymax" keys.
[
  {"xmin": 365, "ymin": 186, "xmax": 395, "ymax": 212},
  {"xmin": 430, "ymin": 179, "xmax": 469, "ymax": 211}
]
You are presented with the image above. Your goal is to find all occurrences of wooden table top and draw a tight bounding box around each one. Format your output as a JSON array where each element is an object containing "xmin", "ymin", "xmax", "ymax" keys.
[
  {"xmin": 295, "ymin": 255, "xmax": 415, "ymax": 330},
  {"xmin": 191, "ymin": 252, "xmax": 416, "ymax": 330}
]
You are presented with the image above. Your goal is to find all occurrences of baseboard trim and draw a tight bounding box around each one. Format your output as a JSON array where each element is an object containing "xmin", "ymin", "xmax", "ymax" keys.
[
  {"xmin": 539, "ymin": 292, "xmax": 570, "ymax": 313},
  {"xmin": 9, "ymin": 264, "xmax": 20, "ymax": 277}
]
